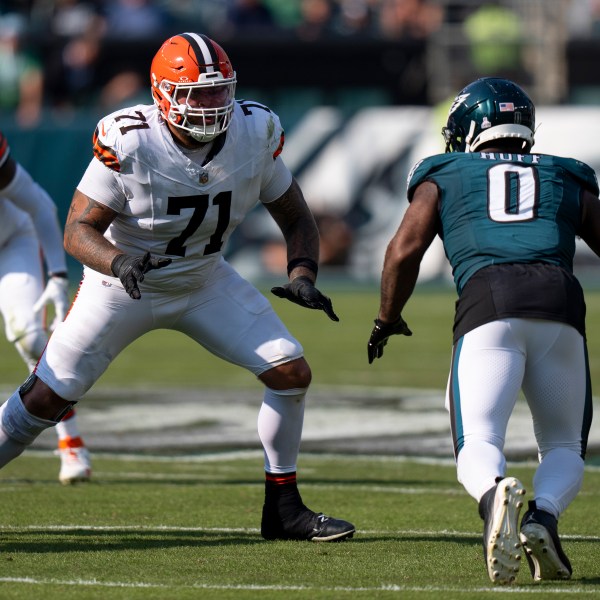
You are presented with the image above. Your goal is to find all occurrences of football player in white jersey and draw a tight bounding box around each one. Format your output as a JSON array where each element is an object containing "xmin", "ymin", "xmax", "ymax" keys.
[
  {"xmin": 0, "ymin": 33, "xmax": 354, "ymax": 541},
  {"xmin": 0, "ymin": 130, "xmax": 91, "ymax": 484}
]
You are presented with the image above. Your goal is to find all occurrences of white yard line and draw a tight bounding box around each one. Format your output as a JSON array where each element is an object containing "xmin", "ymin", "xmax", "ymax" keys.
[
  {"xmin": 0, "ymin": 524, "xmax": 598, "ymax": 542},
  {"xmin": 0, "ymin": 576, "xmax": 596, "ymax": 595}
]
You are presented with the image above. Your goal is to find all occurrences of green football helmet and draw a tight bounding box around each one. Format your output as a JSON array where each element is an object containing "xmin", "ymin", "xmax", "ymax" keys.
[{"xmin": 442, "ymin": 77, "xmax": 535, "ymax": 153}]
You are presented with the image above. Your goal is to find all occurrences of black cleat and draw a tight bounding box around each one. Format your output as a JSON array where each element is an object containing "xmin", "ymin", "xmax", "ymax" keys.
[
  {"xmin": 261, "ymin": 506, "xmax": 355, "ymax": 542},
  {"xmin": 519, "ymin": 501, "xmax": 572, "ymax": 581}
]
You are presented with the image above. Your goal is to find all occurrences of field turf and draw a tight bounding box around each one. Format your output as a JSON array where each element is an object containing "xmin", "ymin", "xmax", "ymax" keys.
[
  {"xmin": 1, "ymin": 286, "xmax": 600, "ymax": 597},
  {"xmin": 0, "ymin": 452, "xmax": 599, "ymax": 599},
  {"xmin": 2, "ymin": 285, "xmax": 600, "ymax": 391}
]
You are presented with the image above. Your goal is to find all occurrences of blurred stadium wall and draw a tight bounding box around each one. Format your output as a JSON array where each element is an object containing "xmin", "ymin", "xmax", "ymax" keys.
[
  {"xmin": 0, "ymin": 0, "xmax": 598, "ymax": 285},
  {"xmin": 3, "ymin": 104, "xmax": 598, "ymax": 286}
]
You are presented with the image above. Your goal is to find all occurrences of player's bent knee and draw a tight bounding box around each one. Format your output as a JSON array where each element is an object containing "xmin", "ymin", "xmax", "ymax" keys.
[
  {"xmin": 1, "ymin": 389, "xmax": 57, "ymax": 445},
  {"xmin": 259, "ymin": 357, "xmax": 312, "ymax": 390},
  {"xmin": 18, "ymin": 374, "xmax": 76, "ymax": 423}
]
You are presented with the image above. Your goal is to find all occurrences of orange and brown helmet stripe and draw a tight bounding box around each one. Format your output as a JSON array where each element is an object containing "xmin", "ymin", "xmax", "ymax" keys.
[{"xmin": 178, "ymin": 33, "xmax": 233, "ymax": 78}]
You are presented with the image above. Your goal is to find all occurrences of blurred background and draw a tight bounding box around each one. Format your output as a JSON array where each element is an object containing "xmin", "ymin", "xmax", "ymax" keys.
[{"xmin": 1, "ymin": 0, "xmax": 600, "ymax": 286}]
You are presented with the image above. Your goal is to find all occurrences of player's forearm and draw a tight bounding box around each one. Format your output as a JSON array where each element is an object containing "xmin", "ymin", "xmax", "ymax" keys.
[
  {"xmin": 377, "ymin": 216, "xmax": 428, "ymax": 323},
  {"xmin": 64, "ymin": 191, "xmax": 121, "ymax": 275},
  {"xmin": 377, "ymin": 247, "xmax": 420, "ymax": 323},
  {"xmin": 0, "ymin": 162, "xmax": 67, "ymax": 274},
  {"xmin": 27, "ymin": 192, "xmax": 67, "ymax": 275},
  {"xmin": 64, "ymin": 222, "xmax": 121, "ymax": 276},
  {"xmin": 266, "ymin": 179, "xmax": 320, "ymax": 281}
]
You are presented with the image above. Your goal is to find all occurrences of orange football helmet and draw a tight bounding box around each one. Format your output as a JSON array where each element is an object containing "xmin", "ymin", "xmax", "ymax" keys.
[{"xmin": 150, "ymin": 33, "xmax": 236, "ymax": 142}]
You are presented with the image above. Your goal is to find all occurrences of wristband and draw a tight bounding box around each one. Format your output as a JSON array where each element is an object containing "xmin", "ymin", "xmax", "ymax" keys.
[
  {"xmin": 111, "ymin": 254, "xmax": 127, "ymax": 276},
  {"xmin": 287, "ymin": 257, "xmax": 318, "ymax": 277},
  {"xmin": 375, "ymin": 315, "xmax": 402, "ymax": 328}
]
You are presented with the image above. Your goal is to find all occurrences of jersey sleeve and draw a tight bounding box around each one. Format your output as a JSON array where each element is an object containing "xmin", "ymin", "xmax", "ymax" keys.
[
  {"xmin": 77, "ymin": 111, "xmax": 130, "ymax": 210},
  {"xmin": 268, "ymin": 114, "xmax": 285, "ymax": 160},
  {"xmin": 572, "ymin": 160, "xmax": 599, "ymax": 196},
  {"xmin": 91, "ymin": 113, "xmax": 125, "ymax": 173},
  {"xmin": 406, "ymin": 157, "xmax": 436, "ymax": 201},
  {"xmin": 238, "ymin": 101, "xmax": 291, "ymax": 203},
  {"xmin": 0, "ymin": 130, "xmax": 10, "ymax": 168},
  {"xmin": 2, "ymin": 163, "xmax": 67, "ymax": 274},
  {"xmin": 76, "ymin": 156, "xmax": 127, "ymax": 211},
  {"xmin": 239, "ymin": 100, "xmax": 286, "ymax": 160},
  {"xmin": 260, "ymin": 156, "xmax": 293, "ymax": 203},
  {"xmin": 406, "ymin": 154, "xmax": 454, "ymax": 201}
]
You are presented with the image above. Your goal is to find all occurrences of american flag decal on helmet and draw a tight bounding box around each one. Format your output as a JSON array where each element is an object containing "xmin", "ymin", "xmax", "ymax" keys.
[{"xmin": 499, "ymin": 102, "xmax": 515, "ymax": 112}]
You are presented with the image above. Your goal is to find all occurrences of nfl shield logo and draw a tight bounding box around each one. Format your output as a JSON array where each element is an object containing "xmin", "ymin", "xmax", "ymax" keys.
[{"xmin": 199, "ymin": 170, "xmax": 209, "ymax": 184}]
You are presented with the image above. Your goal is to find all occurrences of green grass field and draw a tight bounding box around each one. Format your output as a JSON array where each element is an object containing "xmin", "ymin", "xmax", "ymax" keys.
[
  {"xmin": 0, "ymin": 285, "xmax": 459, "ymax": 391},
  {"xmin": 3, "ymin": 285, "xmax": 600, "ymax": 392},
  {"xmin": 0, "ymin": 453, "xmax": 599, "ymax": 599},
  {"xmin": 1, "ymin": 286, "xmax": 600, "ymax": 598}
]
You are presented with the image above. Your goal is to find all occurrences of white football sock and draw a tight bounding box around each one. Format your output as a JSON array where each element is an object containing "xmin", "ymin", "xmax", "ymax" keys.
[
  {"xmin": 533, "ymin": 447, "xmax": 584, "ymax": 518},
  {"xmin": 258, "ymin": 387, "xmax": 306, "ymax": 474},
  {"xmin": 55, "ymin": 410, "xmax": 82, "ymax": 441}
]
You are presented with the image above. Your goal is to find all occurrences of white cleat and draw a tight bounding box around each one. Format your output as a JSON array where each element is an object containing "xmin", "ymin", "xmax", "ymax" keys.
[
  {"xmin": 484, "ymin": 477, "xmax": 526, "ymax": 585},
  {"xmin": 58, "ymin": 446, "xmax": 92, "ymax": 485}
]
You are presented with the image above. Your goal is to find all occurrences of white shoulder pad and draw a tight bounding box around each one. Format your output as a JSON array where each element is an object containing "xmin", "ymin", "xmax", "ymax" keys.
[{"xmin": 236, "ymin": 101, "xmax": 285, "ymax": 158}]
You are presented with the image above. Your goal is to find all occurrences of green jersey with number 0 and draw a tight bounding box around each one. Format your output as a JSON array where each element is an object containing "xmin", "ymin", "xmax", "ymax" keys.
[{"xmin": 407, "ymin": 151, "xmax": 599, "ymax": 294}]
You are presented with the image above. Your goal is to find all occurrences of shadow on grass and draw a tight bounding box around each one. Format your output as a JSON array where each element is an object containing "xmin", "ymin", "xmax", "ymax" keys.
[
  {"xmin": 2, "ymin": 528, "xmax": 264, "ymax": 553},
  {"xmin": 0, "ymin": 477, "xmax": 459, "ymax": 488}
]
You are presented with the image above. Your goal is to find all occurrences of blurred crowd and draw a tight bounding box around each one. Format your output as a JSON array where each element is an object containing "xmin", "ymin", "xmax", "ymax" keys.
[
  {"xmin": 1, "ymin": 0, "xmax": 599, "ymax": 277},
  {"xmin": 1, "ymin": 0, "xmax": 599, "ymax": 127},
  {"xmin": 0, "ymin": 0, "xmax": 448, "ymax": 127}
]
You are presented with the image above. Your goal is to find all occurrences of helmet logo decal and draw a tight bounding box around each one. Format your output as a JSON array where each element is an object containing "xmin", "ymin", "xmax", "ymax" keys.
[
  {"xmin": 449, "ymin": 93, "xmax": 469, "ymax": 115},
  {"xmin": 499, "ymin": 102, "xmax": 515, "ymax": 112},
  {"xmin": 481, "ymin": 117, "xmax": 492, "ymax": 129}
]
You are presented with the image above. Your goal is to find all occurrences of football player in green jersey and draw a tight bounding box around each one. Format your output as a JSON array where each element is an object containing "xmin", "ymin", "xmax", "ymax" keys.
[{"xmin": 368, "ymin": 77, "xmax": 600, "ymax": 584}]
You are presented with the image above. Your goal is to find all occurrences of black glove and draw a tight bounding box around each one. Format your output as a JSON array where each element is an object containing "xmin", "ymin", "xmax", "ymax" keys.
[
  {"xmin": 367, "ymin": 316, "xmax": 412, "ymax": 364},
  {"xmin": 271, "ymin": 276, "xmax": 339, "ymax": 322},
  {"xmin": 111, "ymin": 252, "xmax": 172, "ymax": 299}
]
